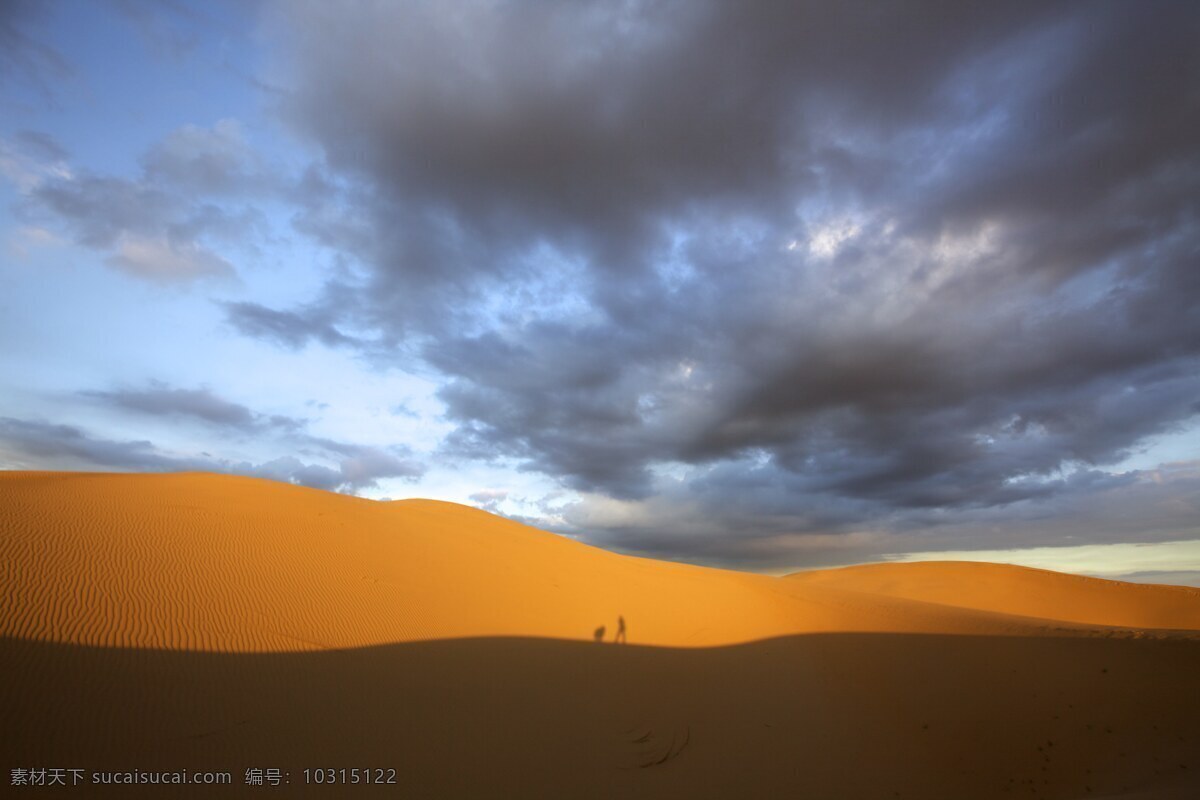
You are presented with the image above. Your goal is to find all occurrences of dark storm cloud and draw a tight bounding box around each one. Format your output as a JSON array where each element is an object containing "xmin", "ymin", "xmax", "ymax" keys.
[
  {"xmin": 558, "ymin": 462, "xmax": 1200, "ymax": 572},
  {"xmin": 84, "ymin": 383, "xmax": 306, "ymax": 433},
  {"xmin": 0, "ymin": 414, "xmax": 422, "ymax": 494},
  {"xmin": 268, "ymin": 0, "xmax": 1086, "ymax": 311},
  {"xmin": 257, "ymin": 1, "xmax": 1200, "ymax": 563}
]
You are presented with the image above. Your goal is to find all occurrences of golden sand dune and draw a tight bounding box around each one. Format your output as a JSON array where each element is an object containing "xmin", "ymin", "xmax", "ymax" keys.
[
  {"xmin": 1, "ymin": 471, "xmax": 1101, "ymax": 652},
  {"xmin": 2, "ymin": 471, "xmax": 1199, "ymax": 798},
  {"xmin": 789, "ymin": 560, "xmax": 1200, "ymax": 631}
]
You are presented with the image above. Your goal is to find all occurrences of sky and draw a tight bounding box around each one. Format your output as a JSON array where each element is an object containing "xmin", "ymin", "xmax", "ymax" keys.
[{"xmin": 1, "ymin": 0, "xmax": 1198, "ymax": 584}]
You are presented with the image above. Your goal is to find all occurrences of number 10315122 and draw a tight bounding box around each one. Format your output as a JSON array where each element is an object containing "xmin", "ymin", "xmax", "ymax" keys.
[{"xmin": 302, "ymin": 768, "xmax": 397, "ymax": 785}]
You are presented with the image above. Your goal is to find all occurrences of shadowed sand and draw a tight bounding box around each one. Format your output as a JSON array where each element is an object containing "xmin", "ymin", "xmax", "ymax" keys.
[{"xmin": 2, "ymin": 471, "xmax": 1199, "ymax": 798}]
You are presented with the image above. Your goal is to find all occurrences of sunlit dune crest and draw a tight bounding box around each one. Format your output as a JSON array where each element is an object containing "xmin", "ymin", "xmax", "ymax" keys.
[
  {"xmin": 3, "ymin": 471, "xmax": 1199, "ymax": 798},
  {"xmin": 5, "ymin": 471, "xmax": 1198, "ymax": 653}
]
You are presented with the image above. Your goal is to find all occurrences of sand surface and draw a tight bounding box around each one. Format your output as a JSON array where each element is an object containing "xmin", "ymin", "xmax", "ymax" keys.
[{"xmin": 2, "ymin": 471, "xmax": 1198, "ymax": 797}]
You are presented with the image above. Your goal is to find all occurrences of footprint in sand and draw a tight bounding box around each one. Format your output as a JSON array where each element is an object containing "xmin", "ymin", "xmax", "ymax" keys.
[{"xmin": 620, "ymin": 723, "xmax": 692, "ymax": 769}]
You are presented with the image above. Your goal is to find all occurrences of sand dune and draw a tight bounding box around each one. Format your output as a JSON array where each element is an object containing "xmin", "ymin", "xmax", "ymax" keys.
[
  {"xmin": 2, "ymin": 471, "xmax": 1198, "ymax": 798},
  {"xmin": 789, "ymin": 560, "xmax": 1200, "ymax": 631}
]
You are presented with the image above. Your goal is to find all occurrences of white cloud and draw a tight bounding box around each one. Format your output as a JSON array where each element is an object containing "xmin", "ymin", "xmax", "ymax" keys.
[{"xmin": 807, "ymin": 217, "xmax": 862, "ymax": 258}]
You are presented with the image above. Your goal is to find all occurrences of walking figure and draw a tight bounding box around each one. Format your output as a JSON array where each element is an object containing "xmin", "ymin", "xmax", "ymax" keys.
[{"xmin": 615, "ymin": 615, "xmax": 627, "ymax": 644}]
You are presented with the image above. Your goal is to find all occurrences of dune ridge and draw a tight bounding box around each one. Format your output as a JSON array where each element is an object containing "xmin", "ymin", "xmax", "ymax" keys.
[{"xmin": 4, "ymin": 471, "xmax": 1197, "ymax": 655}]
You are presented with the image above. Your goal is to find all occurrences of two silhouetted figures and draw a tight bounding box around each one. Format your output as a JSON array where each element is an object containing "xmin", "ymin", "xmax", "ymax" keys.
[{"xmin": 594, "ymin": 615, "xmax": 627, "ymax": 643}]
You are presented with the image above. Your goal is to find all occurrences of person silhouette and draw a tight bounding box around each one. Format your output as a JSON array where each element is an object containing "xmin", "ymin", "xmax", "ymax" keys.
[
  {"xmin": 593, "ymin": 625, "xmax": 606, "ymax": 642},
  {"xmin": 616, "ymin": 615, "xmax": 627, "ymax": 644}
]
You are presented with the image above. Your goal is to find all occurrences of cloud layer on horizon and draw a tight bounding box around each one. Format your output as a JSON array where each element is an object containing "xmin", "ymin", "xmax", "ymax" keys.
[{"xmin": 0, "ymin": 381, "xmax": 423, "ymax": 494}]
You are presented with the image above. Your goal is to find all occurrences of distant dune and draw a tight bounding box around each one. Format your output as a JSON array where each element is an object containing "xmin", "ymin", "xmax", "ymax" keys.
[
  {"xmin": 788, "ymin": 560, "xmax": 1200, "ymax": 631},
  {"xmin": 2, "ymin": 471, "xmax": 1198, "ymax": 798}
]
